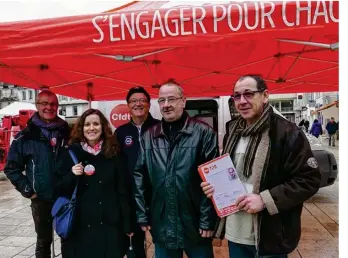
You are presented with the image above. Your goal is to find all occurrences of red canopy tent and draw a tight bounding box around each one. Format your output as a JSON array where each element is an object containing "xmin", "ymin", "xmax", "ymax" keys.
[{"xmin": 0, "ymin": 1, "xmax": 339, "ymax": 101}]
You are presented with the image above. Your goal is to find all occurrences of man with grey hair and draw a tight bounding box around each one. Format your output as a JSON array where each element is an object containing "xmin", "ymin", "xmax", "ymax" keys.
[
  {"xmin": 5, "ymin": 90, "xmax": 69, "ymax": 258},
  {"xmin": 133, "ymin": 80, "xmax": 219, "ymax": 257}
]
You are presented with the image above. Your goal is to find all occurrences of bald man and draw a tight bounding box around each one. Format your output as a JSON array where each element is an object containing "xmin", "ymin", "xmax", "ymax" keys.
[{"xmin": 5, "ymin": 90, "xmax": 70, "ymax": 258}]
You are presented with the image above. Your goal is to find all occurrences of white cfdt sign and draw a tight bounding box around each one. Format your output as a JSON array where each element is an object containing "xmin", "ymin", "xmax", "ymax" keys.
[{"xmin": 109, "ymin": 104, "xmax": 131, "ymax": 128}]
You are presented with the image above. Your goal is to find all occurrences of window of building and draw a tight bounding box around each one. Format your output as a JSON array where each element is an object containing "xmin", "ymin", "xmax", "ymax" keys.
[
  {"xmin": 73, "ymin": 106, "xmax": 78, "ymax": 116},
  {"xmin": 22, "ymin": 91, "xmax": 26, "ymax": 100},
  {"xmin": 59, "ymin": 107, "xmax": 66, "ymax": 116},
  {"xmin": 269, "ymin": 101, "xmax": 280, "ymax": 111},
  {"xmin": 280, "ymin": 100, "xmax": 294, "ymax": 112},
  {"xmin": 59, "ymin": 95, "xmax": 68, "ymax": 101},
  {"xmin": 29, "ymin": 90, "xmax": 33, "ymax": 100}
]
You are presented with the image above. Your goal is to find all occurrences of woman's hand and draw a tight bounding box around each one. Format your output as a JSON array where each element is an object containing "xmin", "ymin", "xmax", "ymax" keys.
[{"xmin": 72, "ymin": 163, "xmax": 84, "ymax": 176}]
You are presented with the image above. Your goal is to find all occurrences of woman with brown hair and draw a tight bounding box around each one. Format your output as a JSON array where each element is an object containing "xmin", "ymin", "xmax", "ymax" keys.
[{"xmin": 55, "ymin": 109, "xmax": 134, "ymax": 258}]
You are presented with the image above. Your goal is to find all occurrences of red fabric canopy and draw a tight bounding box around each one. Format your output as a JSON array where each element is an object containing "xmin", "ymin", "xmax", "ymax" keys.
[{"xmin": 0, "ymin": 1, "xmax": 339, "ymax": 100}]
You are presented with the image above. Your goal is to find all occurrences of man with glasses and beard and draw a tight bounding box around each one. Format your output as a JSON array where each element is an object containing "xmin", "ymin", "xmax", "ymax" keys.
[
  {"xmin": 4, "ymin": 90, "xmax": 69, "ymax": 258},
  {"xmin": 114, "ymin": 86, "xmax": 159, "ymax": 258},
  {"xmin": 132, "ymin": 81, "xmax": 218, "ymax": 258},
  {"xmin": 201, "ymin": 75, "xmax": 321, "ymax": 258}
]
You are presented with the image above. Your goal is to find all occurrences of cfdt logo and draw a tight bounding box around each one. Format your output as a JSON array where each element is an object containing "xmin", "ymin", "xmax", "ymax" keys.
[
  {"xmin": 203, "ymin": 165, "xmax": 217, "ymax": 174},
  {"xmin": 109, "ymin": 104, "xmax": 131, "ymax": 128}
]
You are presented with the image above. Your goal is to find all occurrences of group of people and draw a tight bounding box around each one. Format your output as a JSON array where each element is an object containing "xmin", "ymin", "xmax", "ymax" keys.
[
  {"xmin": 4, "ymin": 75, "xmax": 321, "ymax": 258},
  {"xmin": 300, "ymin": 117, "xmax": 339, "ymax": 147}
]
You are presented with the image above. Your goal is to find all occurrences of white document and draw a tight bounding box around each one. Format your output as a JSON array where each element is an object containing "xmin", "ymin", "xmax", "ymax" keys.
[{"xmin": 198, "ymin": 154, "xmax": 247, "ymax": 217}]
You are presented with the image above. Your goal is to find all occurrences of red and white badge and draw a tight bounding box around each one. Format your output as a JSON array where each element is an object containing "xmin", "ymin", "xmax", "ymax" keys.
[
  {"xmin": 84, "ymin": 164, "xmax": 95, "ymax": 176},
  {"xmin": 50, "ymin": 138, "xmax": 57, "ymax": 147}
]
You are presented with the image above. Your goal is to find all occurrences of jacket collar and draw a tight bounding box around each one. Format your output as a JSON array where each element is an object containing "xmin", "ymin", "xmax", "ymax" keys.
[
  {"xmin": 154, "ymin": 112, "xmax": 194, "ymax": 138},
  {"xmin": 130, "ymin": 113, "xmax": 156, "ymax": 130}
]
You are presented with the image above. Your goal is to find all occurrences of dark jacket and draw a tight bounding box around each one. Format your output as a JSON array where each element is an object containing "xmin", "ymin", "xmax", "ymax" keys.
[
  {"xmin": 133, "ymin": 115, "xmax": 219, "ymax": 249},
  {"xmin": 4, "ymin": 118, "xmax": 69, "ymax": 200},
  {"xmin": 220, "ymin": 112, "xmax": 321, "ymax": 256},
  {"xmin": 310, "ymin": 121, "xmax": 323, "ymax": 136},
  {"xmin": 114, "ymin": 113, "xmax": 160, "ymax": 178},
  {"xmin": 326, "ymin": 121, "xmax": 338, "ymax": 134},
  {"xmin": 55, "ymin": 143, "xmax": 133, "ymax": 258}
]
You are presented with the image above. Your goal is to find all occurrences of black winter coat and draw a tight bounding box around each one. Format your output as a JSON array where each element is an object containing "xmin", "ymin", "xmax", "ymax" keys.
[
  {"xmin": 115, "ymin": 113, "xmax": 160, "ymax": 175},
  {"xmin": 218, "ymin": 112, "xmax": 321, "ymax": 256},
  {"xmin": 133, "ymin": 116, "xmax": 219, "ymax": 249},
  {"xmin": 4, "ymin": 118, "xmax": 69, "ymax": 200},
  {"xmin": 55, "ymin": 143, "xmax": 134, "ymax": 258}
]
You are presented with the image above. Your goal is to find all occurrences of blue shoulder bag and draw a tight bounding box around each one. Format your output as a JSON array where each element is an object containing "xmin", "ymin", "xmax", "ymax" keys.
[{"xmin": 52, "ymin": 149, "xmax": 79, "ymax": 239}]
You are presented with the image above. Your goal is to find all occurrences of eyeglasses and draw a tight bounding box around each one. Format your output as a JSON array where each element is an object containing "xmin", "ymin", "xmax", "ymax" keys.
[
  {"xmin": 158, "ymin": 97, "xmax": 182, "ymax": 105},
  {"xmin": 128, "ymin": 98, "xmax": 148, "ymax": 105},
  {"xmin": 231, "ymin": 90, "xmax": 263, "ymax": 101},
  {"xmin": 37, "ymin": 102, "xmax": 58, "ymax": 107}
]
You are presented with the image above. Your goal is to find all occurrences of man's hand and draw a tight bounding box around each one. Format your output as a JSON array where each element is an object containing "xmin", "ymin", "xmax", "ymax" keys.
[
  {"xmin": 200, "ymin": 182, "xmax": 214, "ymax": 198},
  {"xmin": 235, "ymin": 194, "xmax": 265, "ymax": 214},
  {"xmin": 30, "ymin": 193, "xmax": 38, "ymax": 199},
  {"xmin": 199, "ymin": 229, "xmax": 214, "ymax": 238},
  {"xmin": 141, "ymin": 226, "xmax": 151, "ymax": 232},
  {"xmin": 127, "ymin": 232, "xmax": 134, "ymax": 237}
]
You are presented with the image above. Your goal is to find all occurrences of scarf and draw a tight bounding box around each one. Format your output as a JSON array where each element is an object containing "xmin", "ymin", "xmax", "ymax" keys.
[
  {"xmin": 31, "ymin": 112, "xmax": 67, "ymax": 147},
  {"xmin": 81, "ymin": 140, "xmax": 103, "ymax": 155},
  {"xmin": 223, "ymin": 104, "xmax": 272, "ymax": 178}
]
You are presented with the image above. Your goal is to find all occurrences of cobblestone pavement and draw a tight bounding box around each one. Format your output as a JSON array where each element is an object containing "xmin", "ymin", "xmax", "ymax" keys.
[{"xmin": 0, "ymin": 143, "xmax": 339, "ymax": 258}]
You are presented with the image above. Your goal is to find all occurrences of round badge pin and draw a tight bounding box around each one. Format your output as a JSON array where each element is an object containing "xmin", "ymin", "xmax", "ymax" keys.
[
  {"xmin": 125, "ymin": 136, "xmax": 133, "ymax": 147},
  {"xmin": 50, "ymin": 138, "xmax": 57, "ymax": 147},
  {"xmin": 84, "ymin": 164, "xmax": 95, "ymax": 176}
]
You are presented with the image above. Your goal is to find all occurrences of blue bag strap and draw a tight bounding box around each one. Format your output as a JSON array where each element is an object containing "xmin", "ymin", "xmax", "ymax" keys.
[
  {"xmin": 68, "ymin": 149, "xmax": 79, "ymax": 201},
  {"xmin": 68, "ymin": 149, "xmax": 79, "ymax": 165}
]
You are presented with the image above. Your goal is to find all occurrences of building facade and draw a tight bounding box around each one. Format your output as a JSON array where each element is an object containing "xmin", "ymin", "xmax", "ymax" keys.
[
  {"xmin": 0, "ymin": 83, "xmax": 88, "ymax": 122},
  {"xmin": 294, "ymin": 92, "xmax": 339, "ymax": 129},
  {"xmin": 269, "ymin": 93, "xmax": 298, "ymax": 123}
]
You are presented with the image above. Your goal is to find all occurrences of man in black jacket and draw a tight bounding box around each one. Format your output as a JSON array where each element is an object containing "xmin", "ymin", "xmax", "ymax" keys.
[
  {"xmin": 114, "ymin": 86, "xmax": 159, "ymax": 258},
  {"xmin": 132, "ymin": 81, "xmax": 218, "ymax": 258},
  {"xmin": 4, "ymin": 90, "xmax": 69, "ymax": 258},
  {"xmin": 201, "ymin": 75, "xmax": 321, "ymax": 258}
]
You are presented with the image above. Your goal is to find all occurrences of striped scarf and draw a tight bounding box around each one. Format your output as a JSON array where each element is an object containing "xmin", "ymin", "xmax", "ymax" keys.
[{"xmin": 223, "ymin": 104, "xmax": 272, "ymax": 178}]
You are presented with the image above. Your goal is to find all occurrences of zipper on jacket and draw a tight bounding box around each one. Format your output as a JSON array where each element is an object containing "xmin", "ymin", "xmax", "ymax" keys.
[{"xmin": 32, "ymin": 160, "xmax": 36, "ymax": 192}]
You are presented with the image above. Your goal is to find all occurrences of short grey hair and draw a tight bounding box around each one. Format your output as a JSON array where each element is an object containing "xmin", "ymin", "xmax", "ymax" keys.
[
  {"xmin": 159, "ymin": 81, "xmax": 184, "ymax": 97},
  {"xmin": 35, "ymin": 90, "xmax": 58, "ymax": 104}
]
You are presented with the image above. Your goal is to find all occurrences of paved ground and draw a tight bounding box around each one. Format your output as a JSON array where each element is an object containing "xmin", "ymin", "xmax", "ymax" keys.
[{"xmin": 0, "ymin": 140, "xmax": 339, "ymax": 258}]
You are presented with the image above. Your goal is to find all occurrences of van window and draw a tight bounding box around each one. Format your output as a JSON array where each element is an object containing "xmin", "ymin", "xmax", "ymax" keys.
[{"xmin": 185, "ymin": 99, "xmax": 218, "ymax": 131}]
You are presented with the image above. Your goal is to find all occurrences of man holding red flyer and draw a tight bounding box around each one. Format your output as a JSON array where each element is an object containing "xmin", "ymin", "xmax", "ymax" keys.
[{"xmin": 201, "ymin": 75, "xmax": 321, "ymax": 258}]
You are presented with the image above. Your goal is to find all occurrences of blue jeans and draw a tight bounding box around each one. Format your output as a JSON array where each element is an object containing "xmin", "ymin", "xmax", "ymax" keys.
[
  {"xmin": 155, "ymin": 243, "xmax": 214, "ymax": 258},
  {"xmin": 228, "ymin": 241, "xmax": 288, "ymax": 258}
]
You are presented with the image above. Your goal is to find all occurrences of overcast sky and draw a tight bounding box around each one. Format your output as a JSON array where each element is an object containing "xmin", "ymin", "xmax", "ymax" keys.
[{"xmin": 0, "ymin": 0, "xmax": 130, "ymax": 22}]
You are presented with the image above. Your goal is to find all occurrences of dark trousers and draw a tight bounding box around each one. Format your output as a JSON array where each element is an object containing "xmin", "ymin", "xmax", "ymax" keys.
[
  {"xmin": 329, "ymin": 133, "xmax": 336, "ymax": 146},
  {"xmin": 228, "ymin": 241, "xmax": 288, "ymax": 258},
  {"xmin": 155, "ymin": 242, "xmax": 214, "ymax": 258},
  {"xmin": 30, "ymin": 199, "xmax": 55, "ymax": 258},
  {"xmin": 131, "ymin": 225, "xmax": 146, "ymax": 258}
]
